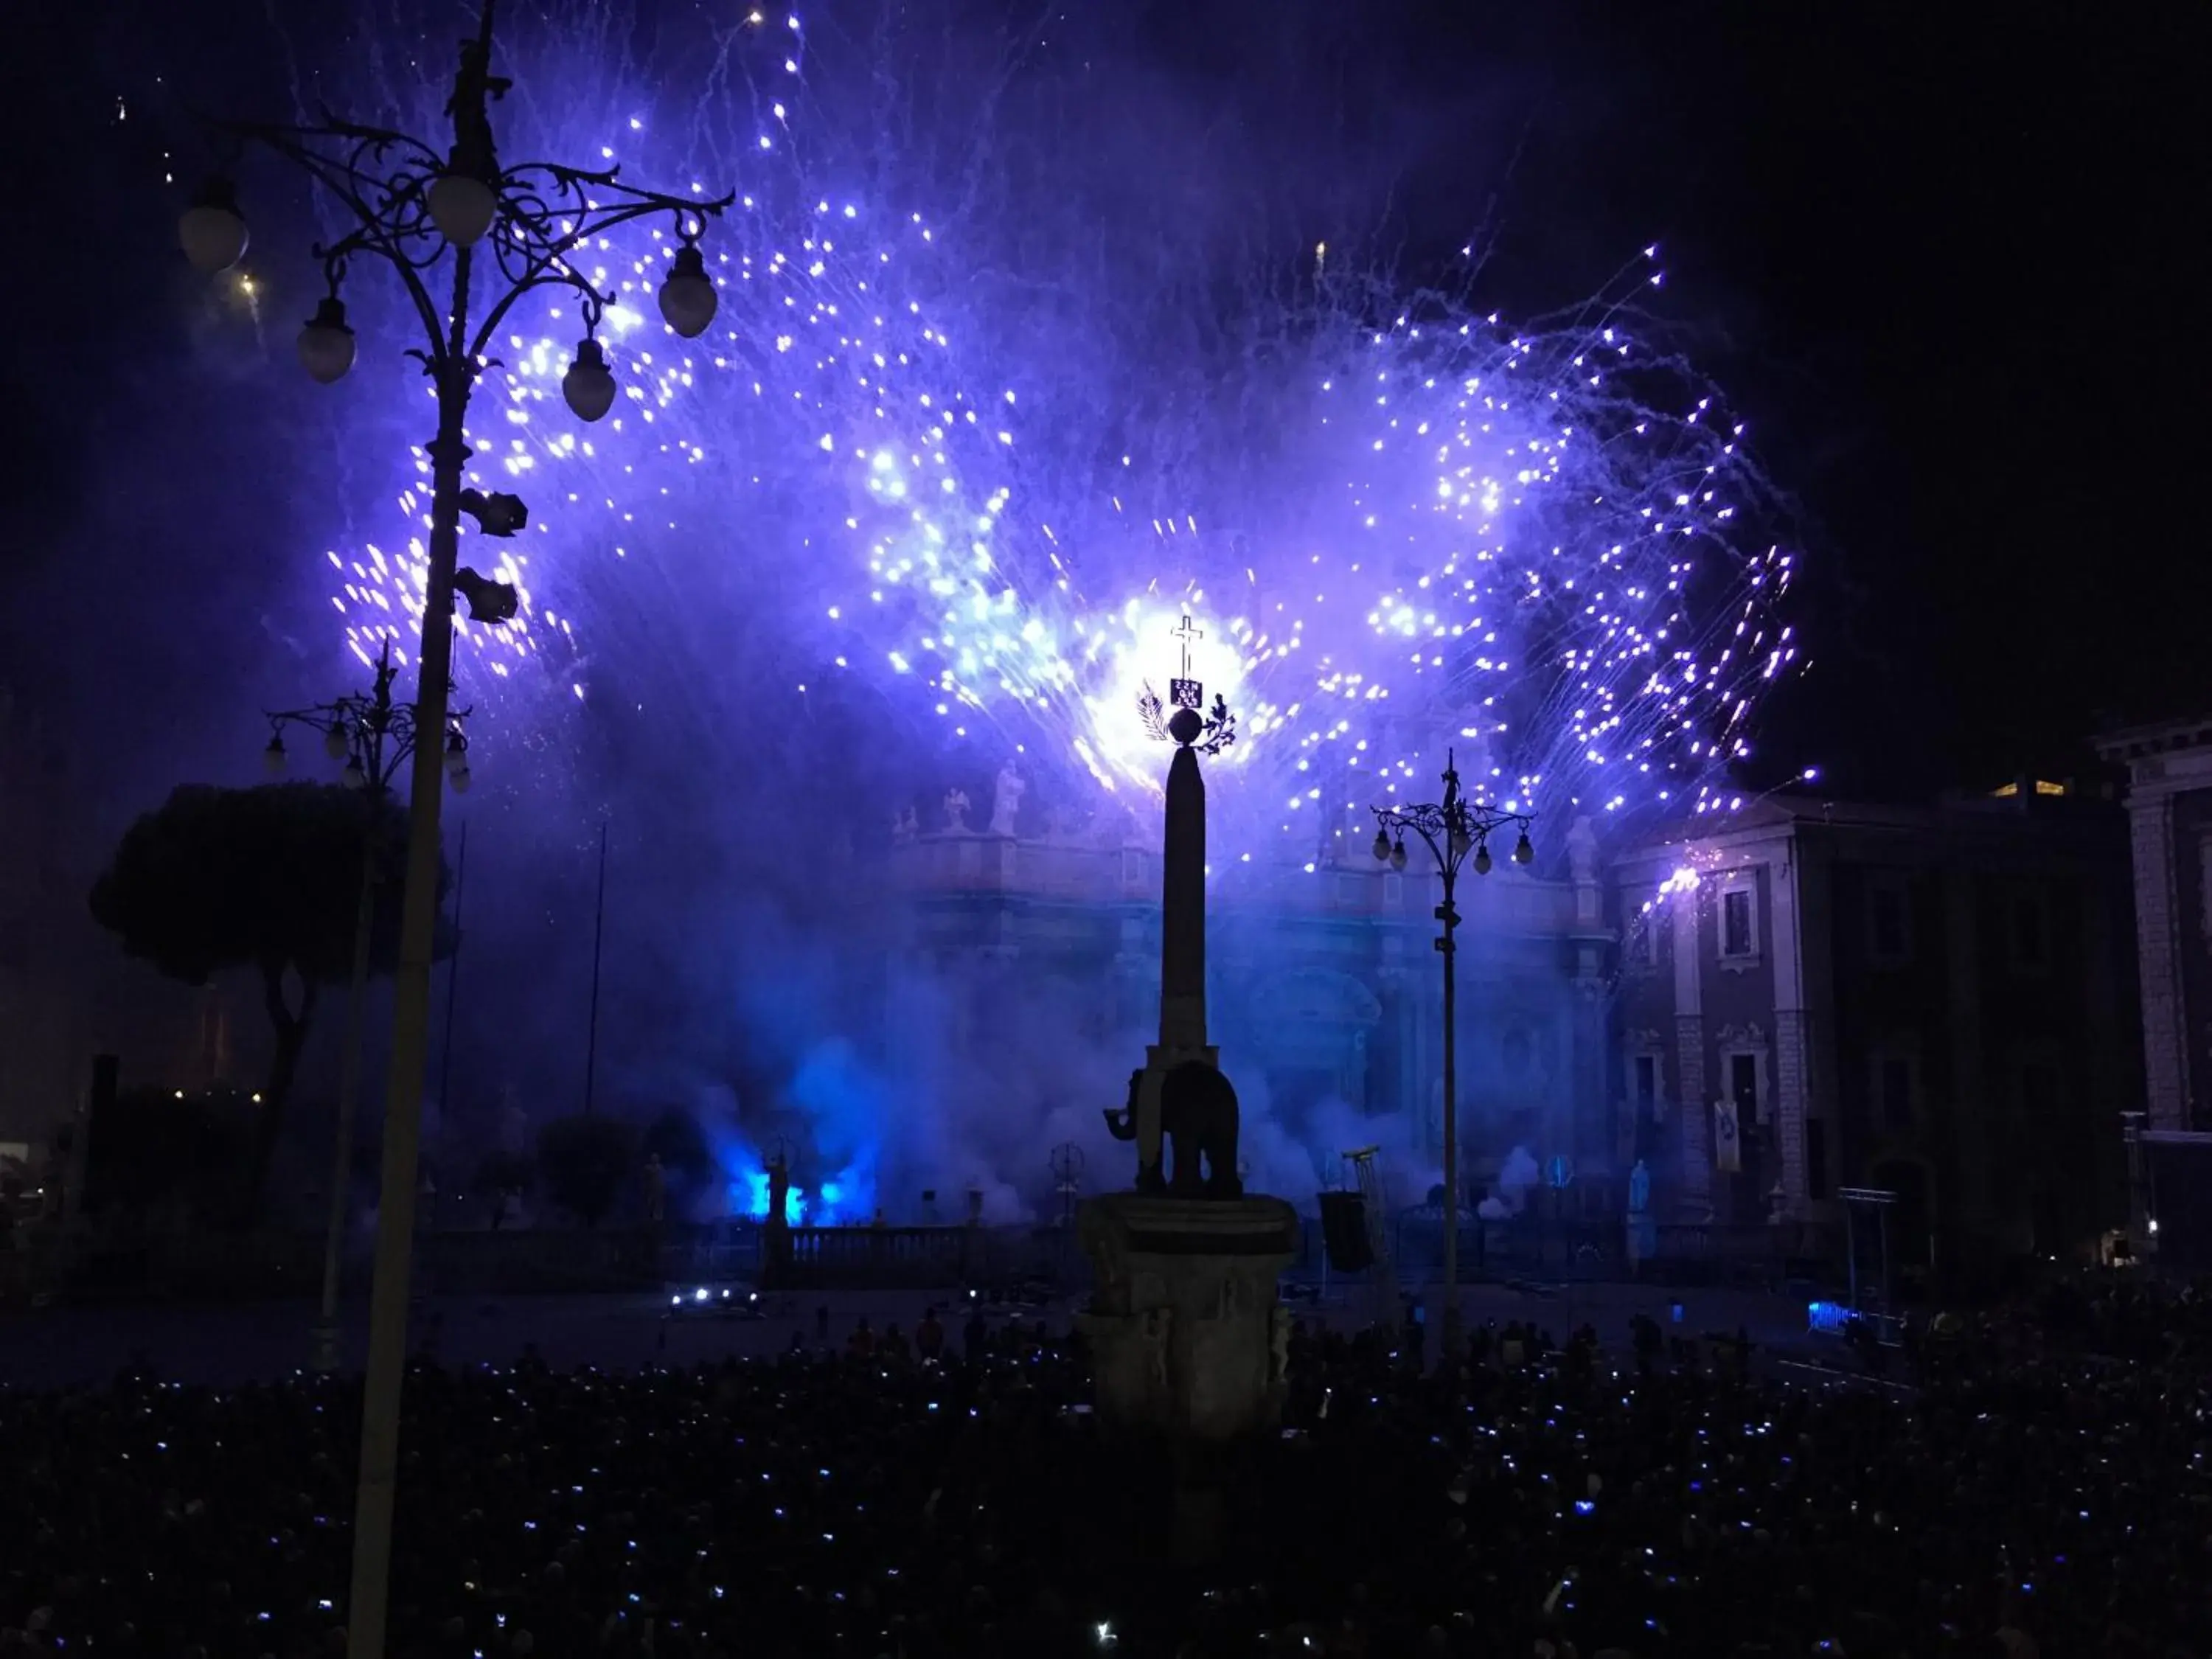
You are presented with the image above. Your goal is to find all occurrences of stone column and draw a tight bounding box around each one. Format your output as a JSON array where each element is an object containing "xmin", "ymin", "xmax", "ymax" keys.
[
  {"xmin": 1571, "ymin": 969, "xmax": 1608, "ymax": 1173},
  {"xmin": 1676, "ymin": 1015, "xmax": 1711, "ymax": 1220},
  {"xmin": 1942, "ymin": 866, "xmax": 1994, "ymax": 1276},
  {"xmin": 1672, "ymin": 875, "xmax": 1712, "ymax": 1220},
  {"xmin": 2080, "ymin": 873, "xmax": 2131, "ymax": 1228},
  {"xmin": 1774, "ymin": 1009, "xmax": 1811, "ymax": 1206},
  {"xmin": 1767, "ymin": 836, "xmax": 1809, "ymax": 1214},
  {"xmin": 2127, "ymin": 795, "xmax": 2192, "ymax": 1131},
  {"xmin": 1565, "ymin": 816, "xmax": 1610, "ymax": 1170},
  {"xmin": 1794, "ymin": 834, "xmax": 1845, "ymax": 1237}
]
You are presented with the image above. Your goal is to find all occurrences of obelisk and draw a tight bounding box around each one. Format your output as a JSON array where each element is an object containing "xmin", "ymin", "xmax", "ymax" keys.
[
  {"xmin": 1081, "ymin": 616, "xmax": 1298, "ymax": 1515},
  {"xmin": 1133, "ymin": 708, "xmax": 1219, "ymax": 1186},
  {"xmin": 1106, "ymin": 613, "xmax": 1235, "ymax": 1187},
  {"xmin": 1158, "ymin": 735, "xmax": 1207, "ymax": 1057}
]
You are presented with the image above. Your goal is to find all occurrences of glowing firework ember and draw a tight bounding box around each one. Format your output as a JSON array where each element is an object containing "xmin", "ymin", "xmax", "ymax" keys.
[
  {"xmin": 991, "ymin": 264, "xmax": 1795, "ymax": 864},
  {"xmin": 312, "ymin": 8, "xmax": 1794, "ymax": 855}
]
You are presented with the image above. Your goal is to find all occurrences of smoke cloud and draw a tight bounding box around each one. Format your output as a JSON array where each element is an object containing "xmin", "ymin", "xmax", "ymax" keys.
[{"xmin": 36, "ymin": 1, "xmax": 1770, "ymax": 1206}]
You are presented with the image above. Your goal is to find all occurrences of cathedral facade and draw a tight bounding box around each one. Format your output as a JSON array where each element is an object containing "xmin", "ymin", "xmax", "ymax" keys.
[
  {"xmin": 880, "ymin": 820, "xmax": 1615, "ymax": 1211},
  {"xmin": 878, "ymin": 777, "xmax": 2140, "ymax": 1288}
]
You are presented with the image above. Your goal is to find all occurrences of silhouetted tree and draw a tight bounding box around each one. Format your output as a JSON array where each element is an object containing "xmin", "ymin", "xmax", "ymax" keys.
[
  {"xmin": 536, "ymin": 1116, "xmax": 637, "ymax": 1228},
  {"xmin": 88, "ymin": 781, "xmax": 442, "ymax": 1222}
]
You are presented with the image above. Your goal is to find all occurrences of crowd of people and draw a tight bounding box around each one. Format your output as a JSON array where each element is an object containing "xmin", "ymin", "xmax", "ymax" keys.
[{"xmin": 2, "ymin": 1282, "xmax": 2208, "ymax": 1658}]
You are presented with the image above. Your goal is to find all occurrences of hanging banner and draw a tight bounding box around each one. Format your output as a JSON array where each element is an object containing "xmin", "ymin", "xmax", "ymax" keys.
[{"xmin": 1713, "ymin": 1097, "xmax": 1742, "ymax": 1174}]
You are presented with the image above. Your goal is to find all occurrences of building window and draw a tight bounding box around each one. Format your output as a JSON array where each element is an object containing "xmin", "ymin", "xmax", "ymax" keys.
[
  {"xmin": 1806, "ymin": 1119, "xmax": 1829, "ymax": 1200},
  {"xmin": 1632, "ymin": 1054, "xmax": 1660, "ymax": 1110},
  {"xmin": 1867, "ymin": 877, "xmax": 1912, "ymax": 966},
  {"xmin": 1877, "ymin": 1054, "xmax": 1916, "ymax": 1131},
  {"xmin": 1719, "ymin": 880, "xmax": 1759, "ymax": 962},
  {"xmin": 2010, "ymin": 888, "xmax": 2051, "ymax": 973},
  {"xmin": 1629, "ymin": 895, "xmax": 1663, "ymax": 970},
  {"xmin": 1728, "ymin": 1051, "xmax": 1762, "ymax": 1124},
  {"xmin": 1623, "ymin": 1045, "xmax": 1669, "ymax": 1133}
]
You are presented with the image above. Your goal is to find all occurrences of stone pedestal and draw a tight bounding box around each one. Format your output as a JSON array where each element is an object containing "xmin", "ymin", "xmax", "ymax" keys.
[{"xmin": 1077, "ymin": 1191, "xmax": 1299, "ymax": 1441}]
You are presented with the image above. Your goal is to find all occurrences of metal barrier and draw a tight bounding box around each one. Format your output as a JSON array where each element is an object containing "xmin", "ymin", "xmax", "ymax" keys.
[
  {"xmin": 764, "ymin": 1225, "xmax": 980, "ymax": 1289},
  {"xmin": 658, "ymin": 1220, "xmax": 765, "ymax": 1283}
]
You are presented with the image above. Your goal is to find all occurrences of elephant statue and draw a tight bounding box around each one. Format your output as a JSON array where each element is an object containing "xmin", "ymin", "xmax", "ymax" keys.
[{"xmin": 1103, "ymin": 1063, "xmax": 1242, "ymax": 1199}]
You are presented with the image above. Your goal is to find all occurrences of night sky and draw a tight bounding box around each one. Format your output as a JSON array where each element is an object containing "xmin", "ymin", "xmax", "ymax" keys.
[
  {"xmin": 1403, "ymin": 2, "xmax": 2204, "ymax": 796},
  {"xmin": 1, "ymin": 0, "xmax": 2199, "ymax": 802}
]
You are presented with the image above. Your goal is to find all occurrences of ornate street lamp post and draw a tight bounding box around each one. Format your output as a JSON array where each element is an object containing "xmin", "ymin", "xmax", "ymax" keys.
[
  {"xmin": 262, "ymin": 639, "xmax": 468, "ymax": 1374},
  {"xmin": 1371, "ymin": 752, "xmax": 1532, "ymax": 1358},
  {"xmin": 178, "ymin": 7, "xmax": 730, "ymax": 1652}
]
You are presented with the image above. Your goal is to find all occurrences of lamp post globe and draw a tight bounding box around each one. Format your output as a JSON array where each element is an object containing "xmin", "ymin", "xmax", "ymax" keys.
[
  {"xmin": 1371, "ymin": 828, "xmax": 1392, "ymax": 863},
  {"xmin": 1473, "ymin": 843, "xmax": 1492, "ymax": 876},
  {"xmin": 1390, "ymin": 841, "xmax": 1408, "ymax": 873},
  {"xmin": 426, "ymin": 167, "xmax": 498, "ymax": 247},
  {"xmin": 178, "ymin": 178, "xmax": 249, "ymax": 274},
  {"xmin": 341, "ymin": 758, "xmax": 368, "ymax": 790},
  {"xmin": 297, "ymin": 296, "xmax": 358, "ymax": 385},
  {"xmin": 1513, "ymin": 831, "xmax": 1534, "ymax": 866},
  {"xmin": 562, "ymin": 338, "xmax": 618, "ymax": 421},
  {"xmin": 262, "ymin": 733, "xmax": 286, "ymax": 775},
  {"xmin": 323, "ymin": 723, "xmax": 351, "ymax": 762},
  {"xmin": 657, "ymin": 243, "xmax": 718, "ymax": 338}
]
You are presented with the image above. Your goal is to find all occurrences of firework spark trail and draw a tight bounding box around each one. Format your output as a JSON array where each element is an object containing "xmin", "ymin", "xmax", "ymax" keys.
[
  {"xmin": 321, "ymin": 7, "xmax": 1023, "ymax": 707},
  {"xmin": 308, "ymin": 6, "xmax": 1795, "ymax": 855},
  {"xmin": 949, "ymin": 251, "xmax": 1796, "ymax": 859}
]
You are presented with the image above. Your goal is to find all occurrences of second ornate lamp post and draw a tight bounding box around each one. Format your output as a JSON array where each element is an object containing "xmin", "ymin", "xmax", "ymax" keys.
[
  {"xmin": 178, "ymin": 5, "xmax": 730, "ymax": 1652},
  {"xmin": 1372, "ymin": 751, "xmax": 1532, "ymax": 1358},
  {"xmin": 262, "ymin": 638, "xmax": 467, "ymax": 1374}
]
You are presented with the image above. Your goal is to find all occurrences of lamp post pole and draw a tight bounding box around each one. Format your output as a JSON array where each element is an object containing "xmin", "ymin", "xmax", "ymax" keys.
[
  {"xmin": 263, "ymin": 637, "xmax": 469, "ymax": 1374},
  {"xmin": 1372, "ymin": 751, "xmax": 1533, "ymax": 1360},
  {"xmin": 178, "ymin": 7, "xmax": 730, "ymax": 1650}
]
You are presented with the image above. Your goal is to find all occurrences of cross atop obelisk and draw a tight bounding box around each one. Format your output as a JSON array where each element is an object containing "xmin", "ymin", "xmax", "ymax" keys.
[{"xmin": 1170, "ymin": 613, "xmax": 1202, "ymax": 681}]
